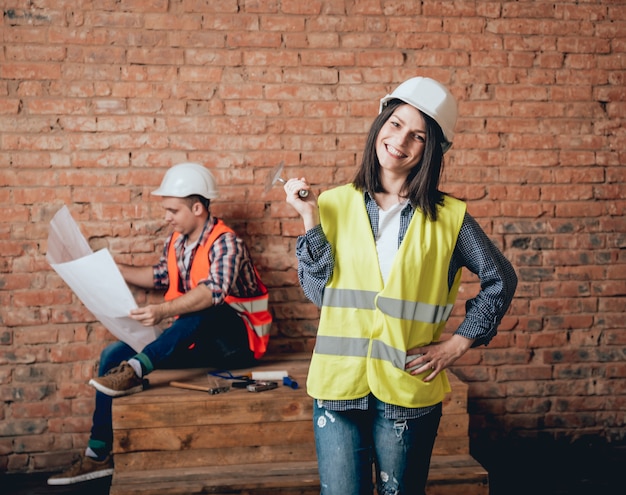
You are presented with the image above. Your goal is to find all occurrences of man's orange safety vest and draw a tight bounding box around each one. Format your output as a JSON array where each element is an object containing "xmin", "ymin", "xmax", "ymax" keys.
[{"xmin": 164, "ymin": 219, "xmax": 272, "ymax": 359}]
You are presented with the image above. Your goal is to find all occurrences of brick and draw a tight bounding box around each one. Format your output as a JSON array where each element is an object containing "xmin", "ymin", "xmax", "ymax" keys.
[
  {"xmin": 356, "ymin": 50, "xmax": 408, "ymax": 67},
  {"xmin": 280, "ymin": 0, "xmax": 322, "ymax": 15},
  {"xmin": 300, "ymin": 49, "xmax": 356, "ymax": 67},
  {"xmin": 7, "ymin": 454, "xmax": 29, "ymax": 472},
  {"xmin": 180, "ymin": 0, "xmax": 239, "ymax": 13},
  {"xmin": 13, "ymin": 433, "xmax": 69, "ymax": 454},
  {"xmin": 127, "ymin": 47, "xmax": 184, "ymax": 65},
  {"xmin": 205, "ymin": 15, "xmax": 259, "ymax": 33},
  {"xmin": 555, "ymin": 202, "xmax": 605, "ymax": 218},
  {"xmin": 454, "ymin": 43, "xmax": 501, "ymax": 63},
  {"xmin": 261, "ymin": 15, "xmax": 305, "ymax": 32},
  {"xmin": 227, "ymin": 31, "xmax": 282, "ymax": 48},
  {"xmin": 144, "ymin": 13, "xmax": 202, "ymax": 30},
  {"xmin": 0, "ymin": 419, "xmax": 46, "ymax": 437},
  {"xmin": 339, "ymin": 32, "xmax": 393, "ymax": 50},
  {"xmin": 497, "ymin": 366, "xmax": 553, "ymax": 383},
  {"xmin": 26, "ymin": 98, "xmax": 89, "ymax": 115},
  {"xmin": 1, "ymin": 62, "xmax": 61, "ymax": 80},
  {"xmin": 243, "ymin": 50, "xmax": 298, "ymax": 67},
  {"xmin": 244, "ymin": 0, "xmax": 280, "ymax": 14}
]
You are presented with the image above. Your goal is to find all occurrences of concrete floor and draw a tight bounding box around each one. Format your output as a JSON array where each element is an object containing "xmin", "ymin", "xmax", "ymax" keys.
[
  {"xmin": 1, "ymin": 472, "xmax": 110, "ymax": 495},
  {"xmin": 473, "ymin": 437, "xmax": 626, "ymax": 495}
]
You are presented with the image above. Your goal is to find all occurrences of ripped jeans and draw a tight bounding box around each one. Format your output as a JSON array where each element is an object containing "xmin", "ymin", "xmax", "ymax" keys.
[{"xmin": 313, "ymin": 396, "xmax": 442, "ymax": 495}]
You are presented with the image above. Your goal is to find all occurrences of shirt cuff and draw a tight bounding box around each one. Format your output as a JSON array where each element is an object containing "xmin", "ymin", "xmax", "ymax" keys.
[
  {"xmin": 454, "ymin": 316, "xmax": 498, "ymax": 347},
  {"xmin": 296, "ymin": 224, "xmax": 328, "ymax": 262}
]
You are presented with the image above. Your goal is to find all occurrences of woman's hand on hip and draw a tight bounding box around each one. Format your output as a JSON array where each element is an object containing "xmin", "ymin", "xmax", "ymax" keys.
[{"xmin": 406, "ymin": 334, "xmax": 474, "ymax": 382}]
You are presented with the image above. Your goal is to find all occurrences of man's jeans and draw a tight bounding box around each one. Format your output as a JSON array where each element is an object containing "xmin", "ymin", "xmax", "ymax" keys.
[
  {"xmin": 90, "ymin": 305, "xmax": 254, "ymax": 453},
  {"xmin": 313, "ymin": 396, "xmax": 442, "ymax": 495}
]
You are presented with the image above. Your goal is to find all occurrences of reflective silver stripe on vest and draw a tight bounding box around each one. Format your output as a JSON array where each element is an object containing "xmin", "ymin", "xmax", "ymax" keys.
[
  {"xmin": 315, "ymin": 335, "xmax": 405, "ymax": 370},
  {"xmin": 238, "ymin": 313, "xmax": 271, "ymax": 337},
  {"xmin": 376, "ymin": 296, "xmax": 454, "ymax": 324},
  {"xmin": 322, "ymin": 288, "xmax": 377, "ymax": 310},
  {"xmin": 314, "ymin": 335, "xmax": 370, "ymax": 357},
  {"xmin": 370, "ymin": 339, "xmax": 405, "ymax": 369},
  {"xmin": 323, "ymin": 288, "xmax": 452, "ymax": 324},
  {"xmin": 227, "ymin": 294, "xmax": 269, "ymax": 315}
]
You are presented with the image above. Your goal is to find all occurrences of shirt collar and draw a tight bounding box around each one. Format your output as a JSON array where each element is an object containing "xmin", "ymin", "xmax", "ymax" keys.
[
  {"xmin": 173, "ymin": 215, "xmax": 216, "ymax": 250},
  {"xmin": 364, "ymin": 190, "xmax": 414, "ymax": 214}
]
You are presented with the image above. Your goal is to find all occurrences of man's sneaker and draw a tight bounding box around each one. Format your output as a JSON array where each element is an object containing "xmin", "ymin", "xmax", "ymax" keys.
[
  {"xmin": 47, "ymin": 455, "xmax": 113, "ymax": 485},
  {"xmin": 88, "ymin": 361, "xmax": 144, "ymax": 397}
]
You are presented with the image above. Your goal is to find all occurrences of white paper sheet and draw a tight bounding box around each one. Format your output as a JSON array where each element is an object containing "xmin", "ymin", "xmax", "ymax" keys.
[{"xmin": 47, "ymin": 206, "xmax": 160, "ymax": 352}]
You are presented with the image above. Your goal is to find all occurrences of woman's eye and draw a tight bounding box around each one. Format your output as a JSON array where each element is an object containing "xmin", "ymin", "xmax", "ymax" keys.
[{"xmin": 413, "ymin": 134, "xmax": 425, "ymax": 142}]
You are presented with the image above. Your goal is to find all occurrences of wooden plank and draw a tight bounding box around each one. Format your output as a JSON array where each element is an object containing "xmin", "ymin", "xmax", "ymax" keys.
[
  {"xmin": 114, "ymin": 442, "xmax": 470, "ymax": 473},
  {"xmin": 113, "ymin": 373, "xmax": 466, "ymax": 430},
  {"xmin": 428, "ymin": 455, "xmax": 488, "ymax": 481},
  {"xmin": 427, "ymin": 455, "xmax": 489, "ymax": 495},
  {"xmin": 114, "ymin": 444, "xmax": 318, "ymax": 472},
  {"xmin": 113, "ymin": 428, "xmax": 466, "ymax": 472},
  {"xmin": 433, "ymin": 436, "xmax": 469, "ymax": 456},
  {"xmin": 114, "ymin": 421, "xmax": 314, "ymax": 454},
  {"xmin": 113, "ymin": 388, "xmax": 312, "ymax": 429},
  {"xmin": 110, "ymin": 455, "xmax": 487, "ymax": 495},
  {"xmin": 114, "ymin": 414, "xmax": 464, "ymax": 459},
  {"xmin": 114, "ymin": 356, "xmax": 466, "ymax": 410},
  {"xmin": 437, "ymin": 413, "xmax": 469, "ymax": 438},
  {"xmin": 134, "ymin": 368, "xmax": 468, "ymax": 408},
  {"xmin": 111, "ymin": 461, "xmax": 320, "ymax": 495}
]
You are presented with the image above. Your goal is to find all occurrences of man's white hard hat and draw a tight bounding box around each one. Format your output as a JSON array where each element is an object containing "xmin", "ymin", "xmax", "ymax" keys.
[
  {"xmin": 152, "ymin": 162, "xmax": 219, "ymax": 199},
  {"xmin": 379, "ymin": 77, "xmax": 458, "ymax": 153}
]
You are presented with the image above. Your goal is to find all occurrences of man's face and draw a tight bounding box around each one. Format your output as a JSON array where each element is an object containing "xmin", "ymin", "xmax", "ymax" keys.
[{"xmin": 161, "ymin": 196, "xmax": 204, "ymax": 239}]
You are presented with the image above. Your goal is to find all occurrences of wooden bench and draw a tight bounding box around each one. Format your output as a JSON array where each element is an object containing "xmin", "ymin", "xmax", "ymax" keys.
[{"xmin": 109, "ymin": 354, "xmax": 487, "ymax": 495}]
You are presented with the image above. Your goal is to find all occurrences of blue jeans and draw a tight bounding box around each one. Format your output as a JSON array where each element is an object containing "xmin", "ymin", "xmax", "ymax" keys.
[
  {"xmin": 89, "ymin": 304, "xmax": 255, "ymax": 454},
  {"xmin": 313, "ymin": 396, "xmax": 442, "ymax": 495}
]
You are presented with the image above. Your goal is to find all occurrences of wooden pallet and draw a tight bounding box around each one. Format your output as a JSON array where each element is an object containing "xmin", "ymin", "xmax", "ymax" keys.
[{"xmin": 110, "ymin": 354, "xmax": 487, "ymax": 495}]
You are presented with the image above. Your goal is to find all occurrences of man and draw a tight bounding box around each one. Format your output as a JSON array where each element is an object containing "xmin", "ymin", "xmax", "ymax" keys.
[{"xmin": 48, "ymin": 162, "xmax": 272, "ymax": 485}]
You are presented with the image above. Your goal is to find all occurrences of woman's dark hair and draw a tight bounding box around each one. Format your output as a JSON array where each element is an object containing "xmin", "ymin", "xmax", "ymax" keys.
[{"xmin": 352, "ymin": 99, "xmax": 446, "ymax": 221}]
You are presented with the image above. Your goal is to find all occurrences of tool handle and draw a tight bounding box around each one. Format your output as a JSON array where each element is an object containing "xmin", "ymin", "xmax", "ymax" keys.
[
  {"xmin": 251, "ymin": 370, "xmax": 288, "ymax": 381},
  {"xmin": 279, "ymin": 178, "xmax": 309, "ymax": 198},
  {"xmin": 170, "ymin": 381, "xmax": 209, "ymax": 392},
  {"xmin": 283, "ymin": 376, "xmax": 299, "ymax": 389}
]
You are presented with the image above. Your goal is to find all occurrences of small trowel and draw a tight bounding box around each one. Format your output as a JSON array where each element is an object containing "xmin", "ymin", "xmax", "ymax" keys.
[{"xmin": 265, "ymin": 161, "xmax": 309, "ymax": 198}]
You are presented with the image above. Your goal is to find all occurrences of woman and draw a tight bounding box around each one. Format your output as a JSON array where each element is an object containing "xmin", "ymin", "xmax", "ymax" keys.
[{"xmin": 283, "ymin": 77, "xmax": 517, "ymax": 495}]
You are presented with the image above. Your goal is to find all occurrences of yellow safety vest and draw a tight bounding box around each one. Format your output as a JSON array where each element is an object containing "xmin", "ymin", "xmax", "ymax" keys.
[{"xmin": 307, "ymin": 185, "xmax": 466, "ymax": 408}]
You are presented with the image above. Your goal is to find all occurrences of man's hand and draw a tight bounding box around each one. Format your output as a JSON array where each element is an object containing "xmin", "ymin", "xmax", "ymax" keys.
[
  {"xmin": 129, "ymin": 304, "xmax": 166, "ymax": 327},
  {"xmin": 129, "ymin": 284, "xmax": 214, "ymax": 326},
  {"xmin": 405, "ymin": 334, "xmax": 474, "ymax": 382}
]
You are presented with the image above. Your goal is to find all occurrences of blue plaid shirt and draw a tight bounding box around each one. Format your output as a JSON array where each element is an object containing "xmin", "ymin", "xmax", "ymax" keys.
[{"xmin": 296, "ymin": 192, "xmax": 518, "ymax": 419}]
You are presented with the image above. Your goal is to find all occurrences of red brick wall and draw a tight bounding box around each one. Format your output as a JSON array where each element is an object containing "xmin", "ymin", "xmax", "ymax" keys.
[{"xmin": 1, "ymin": 0, "xmax": 624, "ymax": 474}]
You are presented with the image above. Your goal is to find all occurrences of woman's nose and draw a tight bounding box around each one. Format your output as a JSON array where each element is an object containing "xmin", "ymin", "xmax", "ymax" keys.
[{"xmin": 401, "ymin": 128, "xmax": 416, "ymax": 145}]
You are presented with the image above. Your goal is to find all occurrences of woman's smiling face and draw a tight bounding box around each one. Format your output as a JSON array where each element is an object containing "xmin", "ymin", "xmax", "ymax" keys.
[{"xmin": 375, "ymin": 103, "xmax": 427, "ymax": 179}]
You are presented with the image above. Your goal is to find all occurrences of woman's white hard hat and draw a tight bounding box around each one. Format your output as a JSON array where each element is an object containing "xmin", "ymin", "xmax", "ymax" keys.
[
  {"xmin": 379, "ymin": 77, "xmax": 458, "ymax": 153},
  {"xmin": 152, "ymin": 162, "xmax": 219, "ymax": 199}
]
